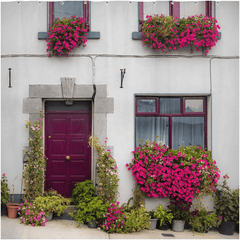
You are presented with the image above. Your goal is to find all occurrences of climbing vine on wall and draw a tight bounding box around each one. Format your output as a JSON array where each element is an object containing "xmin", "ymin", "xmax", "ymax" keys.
[
  {"xmin": 23, "ymin": 110, "xmax": 46, "ymax": 201},
  {"xmin": 89, "ymin": 136, "xmax": 119, "ymax": 204}
]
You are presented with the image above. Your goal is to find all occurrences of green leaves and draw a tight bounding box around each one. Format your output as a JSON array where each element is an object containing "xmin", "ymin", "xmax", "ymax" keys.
[
  {"xmin": 35, "ymin": 195, "xmax": 70, "ymax": 216},
  {"xmin": 89, "ymin": 136, "xmax": 119, "ymax": 204},
  {"xmin": 75, "ymin": 196, "xmax": 110, "ymax": 226},
  {"xmin": 72, "ymin": 180, "xmax": 95, "ymax": 205},
  {"xmin": 1, "ymin": 174, "xmax": 10, "ymax": 204},
  {"xmin": 23, "ymin": 110, "xmax": 46, "ymax": 202},
  {"xmin": 214, "ymin": 179, "xmax": 239, "ymax": 222},
  {"xmin": 153, "ymin": 204, "xmax": 174, "ymax": 226}
]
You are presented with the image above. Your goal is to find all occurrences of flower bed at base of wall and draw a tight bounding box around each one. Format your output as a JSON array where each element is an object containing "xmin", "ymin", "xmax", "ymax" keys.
[
  {"xmin": 126, "ymin": 142, "xmax": 221, "ymax": 203},
  {"xmin": 141, "ymin": 14, "xmax": 220, "ymax": 55},
  {"xmin": 46, "ymin": 16, "xmax": 89, "ymax": 57}
]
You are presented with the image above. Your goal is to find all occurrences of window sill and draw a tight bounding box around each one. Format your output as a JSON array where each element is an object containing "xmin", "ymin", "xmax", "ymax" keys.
[
  {"xmin": 38, "ymin": 31, "xmax": 100, "ymax": 40},
  {"xmin": 132, "ymin": 32, "xmax": 222, "ymax": 40}
]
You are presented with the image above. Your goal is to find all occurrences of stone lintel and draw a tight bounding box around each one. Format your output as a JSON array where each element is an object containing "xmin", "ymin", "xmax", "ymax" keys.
[
  {"xmin": 74, "ymin": 85, "xmax": 93, "ymax": 98},
  {"xmin": 29, "ymin": 85, "xmax": 62, "ymax": 98}
]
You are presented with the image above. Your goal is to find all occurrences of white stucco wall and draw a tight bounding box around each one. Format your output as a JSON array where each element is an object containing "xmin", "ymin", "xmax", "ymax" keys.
[{"xmin": 1, "ymin": 1, "xmax": 239, "ymax": 209}]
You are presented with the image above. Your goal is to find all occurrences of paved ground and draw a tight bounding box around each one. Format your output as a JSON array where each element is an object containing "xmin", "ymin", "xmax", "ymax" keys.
[{"xmin": 1, "ymin": 216, "xmax": 239, "ymax": 239}]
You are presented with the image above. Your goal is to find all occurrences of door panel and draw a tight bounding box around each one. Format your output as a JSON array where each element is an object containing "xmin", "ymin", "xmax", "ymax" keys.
[{"xmin": 45, "ymin": 111, "xmax": 91, "ymax": 198}]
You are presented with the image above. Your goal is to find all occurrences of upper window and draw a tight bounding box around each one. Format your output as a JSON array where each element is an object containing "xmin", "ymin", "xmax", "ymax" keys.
[
  {"xmin": 135, "ymin": 97, "xmax": 207, "ymax": 150},
  {"xmin": 140, "ymin": 1, "xmax": 213, "ymax": 22},
  {"xmin": 49, "ymin": 1, "xmax": 89, "ymax": 30}
]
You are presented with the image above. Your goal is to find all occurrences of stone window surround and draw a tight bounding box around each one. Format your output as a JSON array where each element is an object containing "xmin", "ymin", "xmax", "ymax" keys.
[{"xmin": 22, "ymin": 80, "xmax": 114, "ymax": 183}]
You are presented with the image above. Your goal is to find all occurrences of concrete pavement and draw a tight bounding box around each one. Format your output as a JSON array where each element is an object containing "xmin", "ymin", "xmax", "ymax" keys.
[{"xmin": 1, "ymin": 216, "xmax": 239, "ymax": 239}]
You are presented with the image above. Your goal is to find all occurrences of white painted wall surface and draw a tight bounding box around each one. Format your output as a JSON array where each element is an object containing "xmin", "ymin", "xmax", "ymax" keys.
[{"xmin": 1, "ymin": 1, "xmax": 239, "ymax": 209}]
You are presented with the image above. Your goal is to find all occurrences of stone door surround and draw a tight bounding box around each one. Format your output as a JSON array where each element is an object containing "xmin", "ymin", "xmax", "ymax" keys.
[
  {"xmin": 23, "ymin": 79, "xmax": 114, "ymax": 144},
  {"xmin": 22, "ymin": 79, "xmax": 114, "ymax": 184}
]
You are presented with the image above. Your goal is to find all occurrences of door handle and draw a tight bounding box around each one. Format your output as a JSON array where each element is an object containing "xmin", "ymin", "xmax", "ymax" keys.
[{"xmin": 66, "ymin": 156, "xmax": 70, "ymax": 160}]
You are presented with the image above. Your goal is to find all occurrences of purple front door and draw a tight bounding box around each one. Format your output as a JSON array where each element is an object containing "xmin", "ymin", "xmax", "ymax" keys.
[{"xmin": 45, "ymin": 111, "xmax": 91, "ymax": 198}]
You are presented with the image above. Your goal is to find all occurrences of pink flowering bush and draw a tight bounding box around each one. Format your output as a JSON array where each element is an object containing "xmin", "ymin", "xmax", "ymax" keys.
[
  {"xmin": 102, "ymin": 202, "xmax": 125, "ymax": 233},
  {"xmin": 142, "ymin": 14, "xmax": 220, "ymax": 55},
  {"xmin": 18, "ymin": 200, "xmax": 47, "ymax": 227},
  {"xmin": 126, "ymin": 142, "xmax": 220, "ymax": 203},
  {"xmin": 101, "ymin": 201, "xmax": 150, "ymax": 233},
  {"xmin": 46, "ymin": 16, "xmax": 89, "ymax": 57}
]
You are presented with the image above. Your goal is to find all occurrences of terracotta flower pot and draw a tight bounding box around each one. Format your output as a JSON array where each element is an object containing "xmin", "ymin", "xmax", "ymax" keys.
[{"xmin": 6, "ymin": 203, "xmax": 20, "ymax": 219}]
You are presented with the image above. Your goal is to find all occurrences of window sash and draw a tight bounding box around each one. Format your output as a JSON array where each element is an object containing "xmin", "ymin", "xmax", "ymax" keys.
[
  {"xmin": 135, "ymin": 97, "xmax": 207, "ymax": 149},
  {"xmin": 49, "ymin": 1, "xmax": 89, "ymax": 30},
  {"xmin": 139, "ymin": 1, "xmax": 212, "ymax": 23}
]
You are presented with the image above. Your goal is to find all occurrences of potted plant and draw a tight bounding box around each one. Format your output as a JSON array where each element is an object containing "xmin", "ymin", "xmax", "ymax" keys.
[
  {"xmin": 1, "ymin": 173, "xmax": 9, "ymax": 216},
  {"xmin": 214, "ymin": 174, "xmax": 239, "ymax": 235},
  {"xmin": 188, "ymin": 208, "xmax": 222, "ymax": 233},
  {"xmin": 167, "ymin": 200, "xmax": 191, "ymax": 232},
  {"xmin": 6, "ymin": 176, "xmax": 20, "ymax": 218},
  {"xmin": 18, "ymin": 200, "xmax": 47, "ymax": 226},
  {"xmin": 74, "ymin": 196, "xmax": 109, "ymax": 228},
  {"xmin": 147, "ymin": 210, "xmax": 158, "ymax": 230},
  {"xmin": 153, "ymin": 204, "xmax": 174, "ymax": 230},
  {"xmin": 35, "ymin": 194, "xmax": 70, "ymax": 221}
]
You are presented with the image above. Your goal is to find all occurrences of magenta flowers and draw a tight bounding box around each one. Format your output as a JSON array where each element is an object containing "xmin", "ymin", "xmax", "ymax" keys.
[
  {"xmin": 46, "ymin": 16, "xmax": 89, "ymax": 57},
  {"xmin": 127, "ymin": 142, "xmax": 220, "ymax": 203},
  {"xmin": 142, "ymin": 14, "xmax": 220, "ymax": 55}
]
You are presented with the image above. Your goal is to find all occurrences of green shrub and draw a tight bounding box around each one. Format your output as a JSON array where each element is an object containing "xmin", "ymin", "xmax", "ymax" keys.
[
  {"xmin": 122, "ymin": 207, "xmax": 150, "ymax": 233},
  {"xmin": 1, "ymin": 173, "xmax": 9, "ymax": 204},
  {"xmin": 189, "ymin": 209, "xmax": 221, "ymax": 233},
  {"xmin": 153, "ymin": 204, "xmax": 174, "ymax": 226},
  {"xmin": 75, "ymin": 196, "xmax": 110, "ymax": 227},
  {"xmin": 72, "ymin": 180, "xmax": 95, "ymax": 205},
  {"xmin": 214, "ymin": 174, "xmax": 239, "ymax": 222},
  {"xmin": 35, "ymin": 195, "xmax": 70, "ymax": 216}
]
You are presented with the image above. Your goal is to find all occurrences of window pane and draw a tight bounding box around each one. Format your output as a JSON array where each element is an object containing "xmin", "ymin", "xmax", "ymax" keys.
[
  {"xmin": 143, "ymin": 1, "xmax": 169, "ymax": 20},
  {"xmin": 160, "ymin": 98, "xmax": 180, "ymax": 114},
  {"xmin": 180, "ymin": 1, "xmax": 205, "ymax": 18},
  {"xmin": 54, "ymin": 1, "xmax": 83, "ymax": 20},
  {"xmin": 137, "ymin": 99, "xmax": 156, "ymax": 113},
  {"xmin": 185, "ymin": 99, "xmax": 203, "ymax": 112},
  {"xmin": 172, "ymin": 117, "xmax": 204, "ymax": 150},
  {"xmin": 136, "ymin": 117, "xmax": 169, "ymax": 146}
]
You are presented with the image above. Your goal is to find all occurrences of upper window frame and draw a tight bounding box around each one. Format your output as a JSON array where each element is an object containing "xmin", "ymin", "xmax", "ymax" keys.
[
  {"xmin": 48, "ymin": 1, "xmax": 90, "ymax": 30},
  {"xmin": 38, "ymin": 1, "xmax": 100, "ymax": 40}
]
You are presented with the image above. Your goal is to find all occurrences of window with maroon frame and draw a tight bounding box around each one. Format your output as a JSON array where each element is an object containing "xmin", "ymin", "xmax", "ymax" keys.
[
  {"xmin": 48, "ymin": 1, "xmax": 90, "ymax": 30},
  {"xmin": 135, "ymin": 97, "xmax": 207, "ymax": 150},
  {"xmin": 138, "ymin": 1, "xmax": 212, "ymax": 29}
]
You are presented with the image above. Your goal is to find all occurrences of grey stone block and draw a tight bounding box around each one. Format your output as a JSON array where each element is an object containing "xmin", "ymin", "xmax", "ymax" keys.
[
  {"xmin": 93, "ymin": 113, "xmax": 107, "ymax": 144},
  {"xmin": 95, "ymin": 85, "xmax": 107, "ymax": 98},
  {"xmin": 23, "ymin": 98, "xmax": 43, "ymax": 114},
  {"xmin": 29, "ymin": 113, "xmax": 42, "ymax": 125},
  {"xmin": 61, "ymin": 78, "xmax": 76, "ymax": 99},
  {"xmin": 74, "ymin": 85, "xmax": 93, "ymax": 98},
  {"xmin": 29, "ymin": 85, "xmax": 62, "ymax": 98},
  {"xmin": 94, "ymin": 98, "xmax": 114, "ymax": 114}
]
